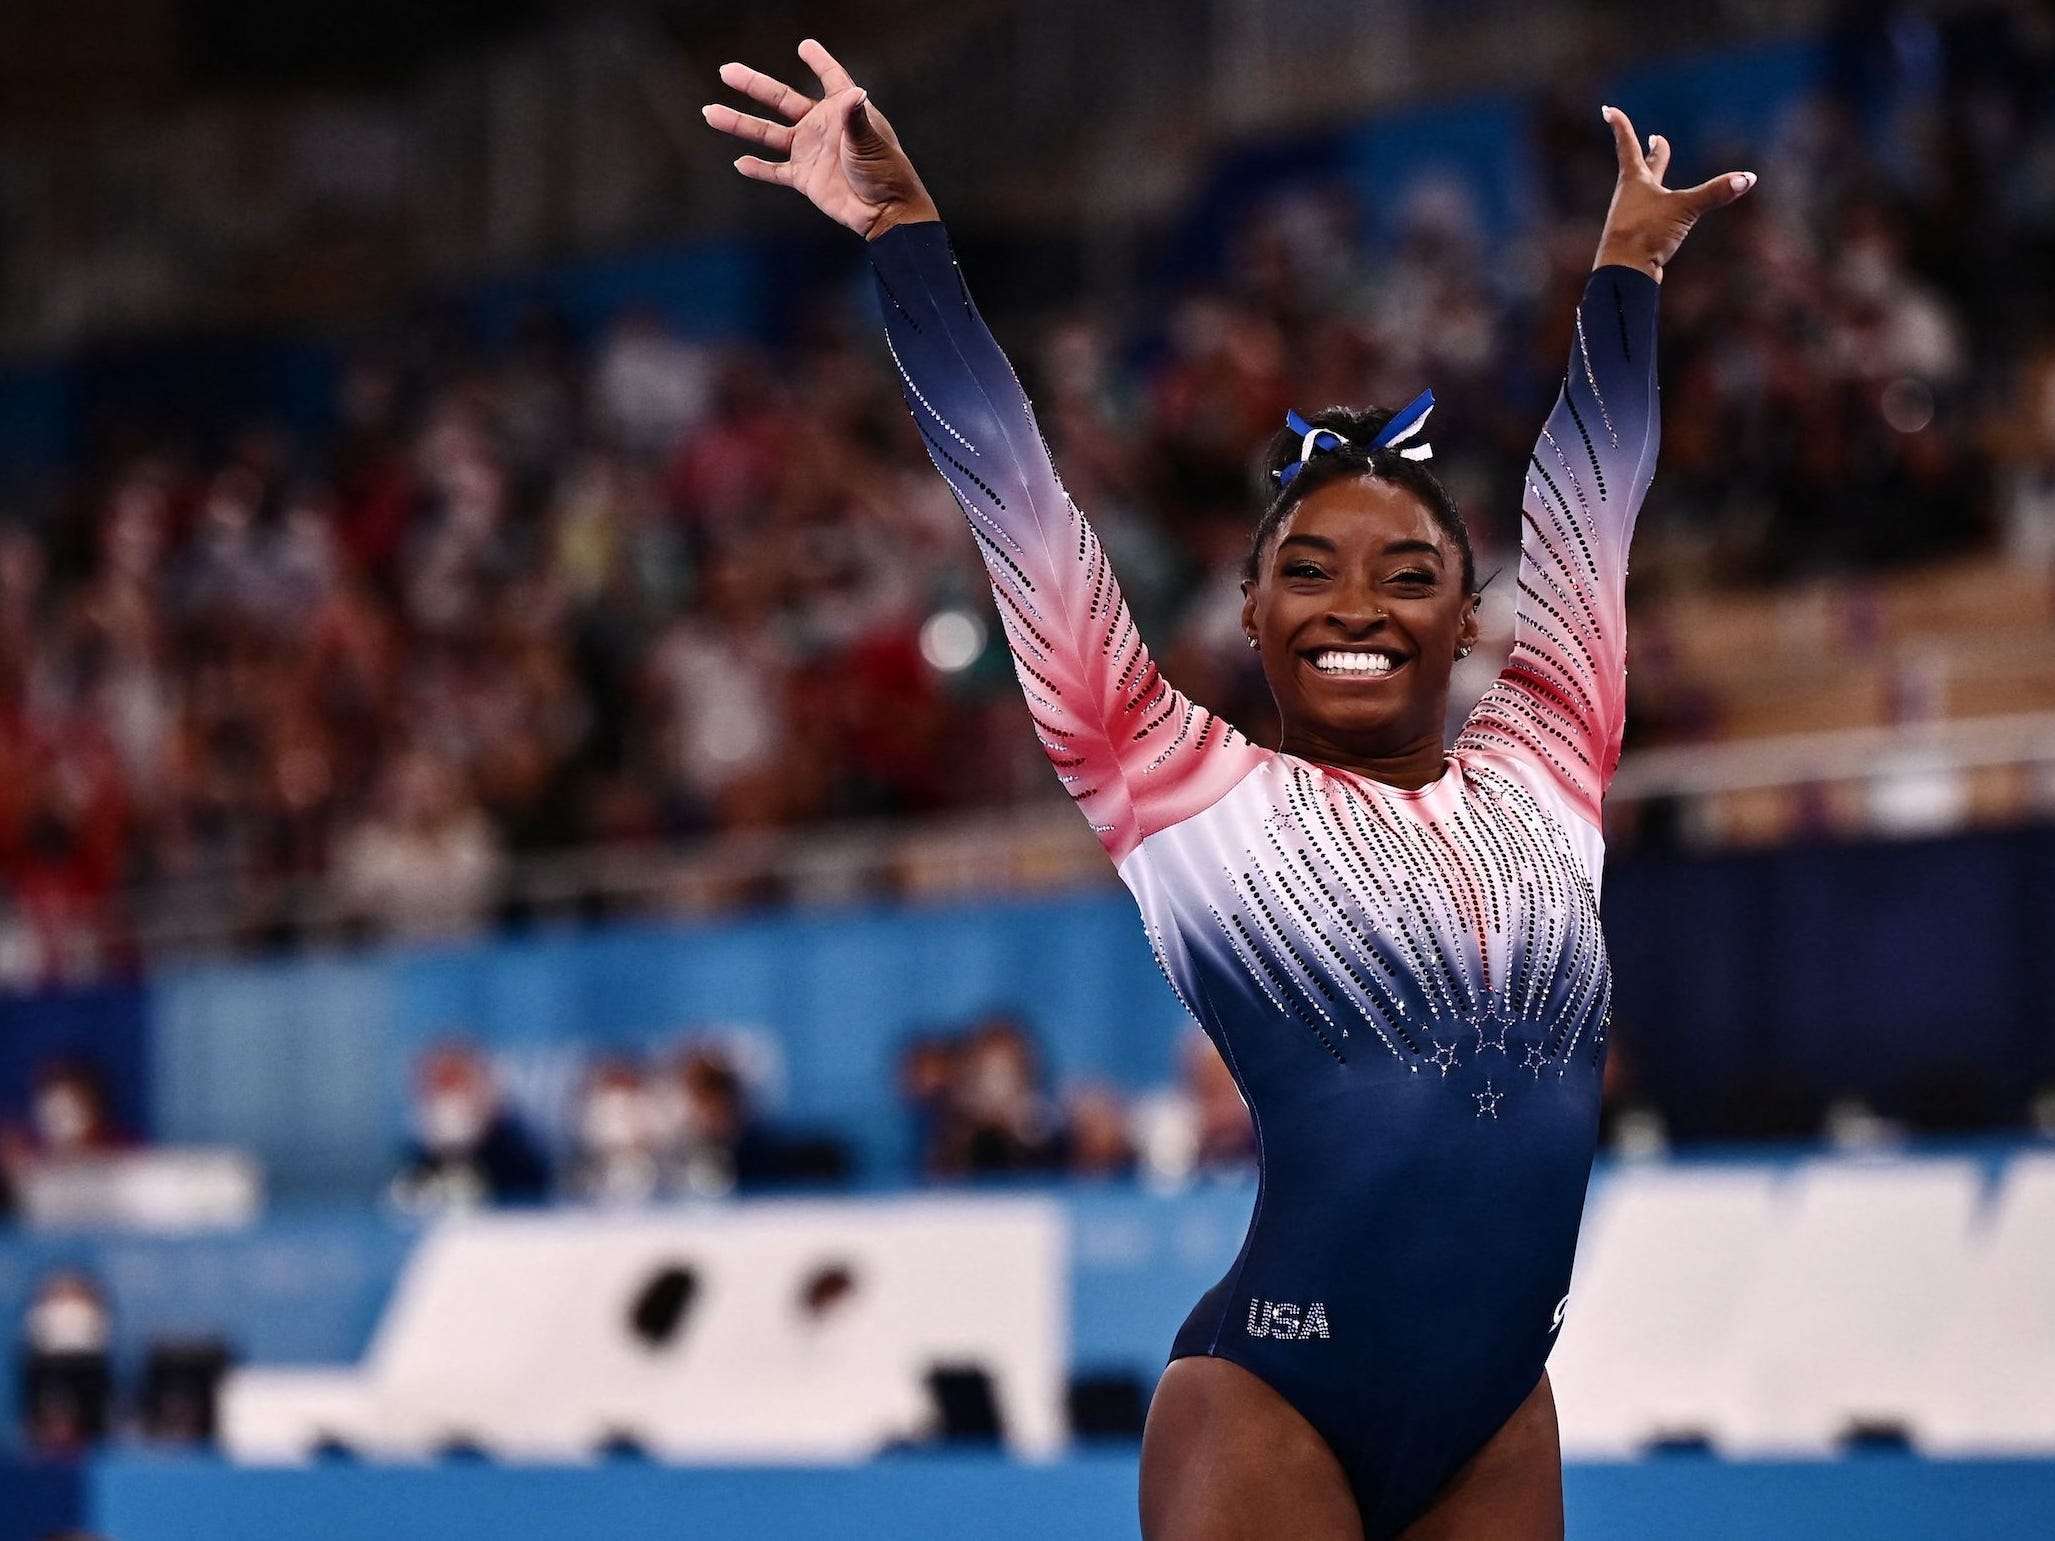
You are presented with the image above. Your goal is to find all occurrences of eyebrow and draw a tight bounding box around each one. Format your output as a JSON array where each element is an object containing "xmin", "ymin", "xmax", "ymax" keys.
[{"xmin": 1276, "ymin": 535, "xmax": 1444, "ymax": 562}]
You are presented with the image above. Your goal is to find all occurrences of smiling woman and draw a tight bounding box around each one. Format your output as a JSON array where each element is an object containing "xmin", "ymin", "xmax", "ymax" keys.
[
  {"xmin": 706, "ymin": 41, "xmax": 1752, "ymax": 1540},
  {"xmin": 1242, "ymin": 471, "xmax": 1481, "ymax": 789}
]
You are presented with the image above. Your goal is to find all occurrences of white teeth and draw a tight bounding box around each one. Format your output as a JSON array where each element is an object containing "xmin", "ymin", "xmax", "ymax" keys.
[{"xmin": 1311, "ymin": 650, "xmax": 1398, "ymax": 675}]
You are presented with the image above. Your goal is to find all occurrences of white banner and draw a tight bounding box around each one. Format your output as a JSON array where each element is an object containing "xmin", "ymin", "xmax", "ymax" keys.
[{"xmin": 222, "ymin": 1197, "xmax": 1066, "ymax": 1464}]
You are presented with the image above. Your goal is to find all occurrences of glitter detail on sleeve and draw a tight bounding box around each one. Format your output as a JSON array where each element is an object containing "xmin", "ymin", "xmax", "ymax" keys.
[
  {"xmin": 1456, "ymin": 266, "xmax": 1660, "ymax": 827},
  {"xmin": 869, "ymin": 223, "xmax": 1265, "ymax": 863}
]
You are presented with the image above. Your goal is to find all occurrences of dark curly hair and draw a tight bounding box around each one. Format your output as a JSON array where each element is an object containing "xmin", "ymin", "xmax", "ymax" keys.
[{"xmin": 1246, "ymin": 405, "xmax": 1477, "ymax": 594}]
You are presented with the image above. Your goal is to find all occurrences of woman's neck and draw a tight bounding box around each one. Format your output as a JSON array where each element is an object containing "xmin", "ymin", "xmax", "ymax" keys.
[{"xmin": 1275, "ymin": 724, "xmax": 1449, "ymax": 790}]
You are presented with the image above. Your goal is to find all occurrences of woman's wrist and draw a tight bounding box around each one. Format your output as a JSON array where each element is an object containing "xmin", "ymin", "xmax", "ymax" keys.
[
  {"xmin": 865, "ymin": 195, "xmax": 942, "ymax": 241},
  {"xmin": 1592, "ymin": 236, "xmax": 1662, "ymax": 282}
]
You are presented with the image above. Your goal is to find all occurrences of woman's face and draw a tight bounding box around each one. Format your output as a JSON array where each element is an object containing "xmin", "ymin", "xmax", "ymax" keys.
[{"xmin": 1241, "ymin": 474, "xmax": 1479, "ymax": 765}]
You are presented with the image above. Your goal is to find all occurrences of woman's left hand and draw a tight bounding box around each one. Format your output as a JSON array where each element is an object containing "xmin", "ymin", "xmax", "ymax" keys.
[{"xmin": 1592, "ymin": 105, "xmax": 1754, "ymax": 283}]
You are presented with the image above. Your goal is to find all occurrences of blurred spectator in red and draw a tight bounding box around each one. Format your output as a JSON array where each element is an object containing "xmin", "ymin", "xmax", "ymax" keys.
[
  {"xmin": 0, "ymin": 725, "xmax": 131, "ymax": 986},
  {"xmin": 389, "ymin": 1043, "xmax": 549, "ymax": 1212}
]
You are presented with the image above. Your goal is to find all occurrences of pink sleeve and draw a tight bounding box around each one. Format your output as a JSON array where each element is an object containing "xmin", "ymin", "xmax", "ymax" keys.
[{"xmin": 870, "ymin": 222, "xmax": 1265, "ymax": 863}]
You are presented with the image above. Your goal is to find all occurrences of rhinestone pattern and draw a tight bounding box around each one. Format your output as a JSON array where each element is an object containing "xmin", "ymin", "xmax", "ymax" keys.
[{"xmin": 872, "ymin": 228, "xmax": 1659, "ymax": 1121}]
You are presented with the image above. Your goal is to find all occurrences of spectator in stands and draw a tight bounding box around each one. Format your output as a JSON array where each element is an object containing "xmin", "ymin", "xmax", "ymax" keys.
[
  {"xmin": 1991, "ymin": 347, "xmax": 2055, "ymax": 565},
  {"xmin": 19, "ymin": 1271, "xmax": 114, "ymax": 1455},
  {"xmin": 1061, "ymin": 1084, "xmax": 1138, "ymax": 1179},
  {"xmin": 334, "ymin": 748, "xmax": 505, "ymax": 939},
  {"xmin": 896, "ymin": 1032, "xmax": 958, "ymax": 1175},
  {"xmin": 653, "ymin": 1042, "xmax": 850, "ymax": 1196},
  {"xmin": 592, "ymin": 307, "xmax": 715, "ymax": 459},
  {"xmin": 922, "ymin": 1014, "xmax": 1066, "ymax": 1179},
  {"xmin": 2, "ymin": 1061, "xmax": 129, "ymax": 1207},
  {"xmin": 1, "ymin": 1060, "xmax": 126, "ymax": 1224},
  {"xmin": 1131, "ymin": 1034, "xmax": 1257, "ymax": 1185},
  {"xmin": 565, "ymin": 1056, "xmax": 662, "ymax": 1206},
  {"xmin": 28, "ymin": 1060, "xmax": 126, "ymax": 1159},
  {"xmin": 389, "ymin": 1044, "xmax": 549, "ymax": 1213}
]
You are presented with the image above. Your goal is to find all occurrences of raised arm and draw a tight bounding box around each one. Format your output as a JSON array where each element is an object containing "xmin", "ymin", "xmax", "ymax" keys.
[
  {"xmin": 1458, "ymin": 108, "xmax": 1754, "ymax": 826},
  {"xmin": 706, "ymin": 41, "xmax": 1263, "ymax": 864}
]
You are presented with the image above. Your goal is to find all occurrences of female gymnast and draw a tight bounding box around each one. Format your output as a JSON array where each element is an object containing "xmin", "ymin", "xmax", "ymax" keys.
[{"xmin": 706, "ymin": 40, "xmax": 1752, "ymax": 1539}]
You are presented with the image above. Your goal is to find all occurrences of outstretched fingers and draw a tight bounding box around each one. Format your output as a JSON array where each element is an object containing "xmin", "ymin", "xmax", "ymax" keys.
[
  {"xmin": 732, "ymin": 155, "xmax": 795, "ymax": 188},
  {"xmin": 717, "ymin": 61, "xmax": 815, "ymax": 121},
  {"xmin": 700, "ymin": 103, "xmax": 794, "ymax": 154},
  {"xmin": 1646, "ymin": 134, "xmax": 1671, "ymax": 183},
  {"xmin": 798, "ymin": 38, "xmax": 856, "ymax": 96},
  {"xmin": 1678, "ymin": 169, "xmax": 1758, "ymax": 216},
  {"xmin": 1601, "ymin": 105, "xmax": 1646, "ymax": 179}
]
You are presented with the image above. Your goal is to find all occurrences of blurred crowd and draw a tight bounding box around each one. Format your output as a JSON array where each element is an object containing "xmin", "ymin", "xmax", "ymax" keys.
[
  {"xmin": 4, "ymin": 6, "xmax": 2054, "ymax": 984},
  {"xmin": 385, "ymin": 1016, "xmax": 1258, "ymax": 1214},
  {"xmin": 0, "ymin": 1015, "xmax": 1257, "ymax": 1226}
]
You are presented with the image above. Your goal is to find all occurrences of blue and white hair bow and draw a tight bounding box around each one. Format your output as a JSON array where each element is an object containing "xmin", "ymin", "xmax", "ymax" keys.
[{"xmin": 1272, "ymin": 388, "xmax": 1436, "ymax": 488}]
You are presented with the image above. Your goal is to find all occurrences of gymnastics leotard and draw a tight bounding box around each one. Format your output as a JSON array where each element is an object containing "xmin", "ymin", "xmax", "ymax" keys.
[{"xmin": 871, "ymin": 220, "xmax": 1656, "ymax": 1536}]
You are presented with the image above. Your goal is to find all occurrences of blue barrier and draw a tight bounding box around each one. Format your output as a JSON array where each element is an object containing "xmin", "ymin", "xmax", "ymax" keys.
[
  {"xmin": 65, "ymin": 1452, "xmax": 2055, "ymax": 1541},
  {"xmin": 0, "ymin": 1455, "xmax": 83, "ymax": 1540}
]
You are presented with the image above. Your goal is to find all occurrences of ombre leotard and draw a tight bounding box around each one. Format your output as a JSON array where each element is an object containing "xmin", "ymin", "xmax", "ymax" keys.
[{"xmin": 871, "ymin": 222, "xmax": 1656, "ymax": 1535}]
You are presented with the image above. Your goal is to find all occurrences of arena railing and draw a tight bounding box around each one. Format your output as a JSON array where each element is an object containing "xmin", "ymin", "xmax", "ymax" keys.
[{"xmin": 118, "ymin": 709, "xmax": 2055, "ymax": 967}]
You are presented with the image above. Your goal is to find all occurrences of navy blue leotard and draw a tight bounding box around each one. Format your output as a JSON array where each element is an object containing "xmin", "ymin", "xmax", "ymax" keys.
[{"xmin": 871, "ymin": 220, "xmax": 1657, "ymax": 1534}]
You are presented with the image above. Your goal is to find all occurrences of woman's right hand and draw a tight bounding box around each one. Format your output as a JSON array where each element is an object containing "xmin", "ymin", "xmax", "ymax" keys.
[{"xmin": 703, "ymin": 39, "xmax": 939, "ymax": 241}]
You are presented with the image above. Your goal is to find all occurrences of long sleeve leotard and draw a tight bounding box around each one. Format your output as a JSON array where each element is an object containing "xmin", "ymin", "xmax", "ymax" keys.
[{"xmin": 871, "ymin": 221, "xmax": 1657, "ymax": 1536}]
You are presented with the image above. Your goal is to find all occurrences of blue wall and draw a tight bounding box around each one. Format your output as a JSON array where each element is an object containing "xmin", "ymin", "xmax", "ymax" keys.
[
  {"xmin": 0, "ymin": 982, "xmax": 152, "ymax": 1141},
  {"xmin": 151, "ymin": 891, "xmax": 1195, "ymax": 1198},
  {"xmin": 1606, "ymin": 827, "xmax": 2055, "ymax": 1137},
  {"xmin": 128, "ymin": 825, "xmax": 2055, "ymax": 1203}
]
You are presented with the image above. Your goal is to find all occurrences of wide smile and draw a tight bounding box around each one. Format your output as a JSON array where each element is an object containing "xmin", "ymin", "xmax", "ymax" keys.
[{"xmin": 1298, "ymin": 646, "xmax": 1411, "ymax": 684}]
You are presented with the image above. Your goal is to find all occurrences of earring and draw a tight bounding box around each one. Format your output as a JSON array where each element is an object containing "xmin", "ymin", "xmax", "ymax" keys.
[
  {"xmin": 1457, "ymin": 646, "xmax": 1471, "ymax": 659},
  {"xmin": 1246, "ymin": 636, "xmax": 1260, "ymax": 650}
]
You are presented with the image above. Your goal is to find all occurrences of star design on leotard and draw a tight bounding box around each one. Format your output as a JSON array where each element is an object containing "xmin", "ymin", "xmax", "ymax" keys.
[
  {"xmin": 1472, "ymin": 1005, "xmax": 1513, "ymax": 1056},
  {"xmin": 1260, "ymin": 804, "xmax": 1303, "ymax": 841},
  {"xmin": 1521, "ymin": 1044, "xmax": 1551, "ymax": 1077},
  {"xmin": 1473, "ymin": 1079, "xmax": 1503, "ymax": 1120},
  {"xmin": 1427, "ymin": 1039, "xmax": 1460, "ymax": 1078}
]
